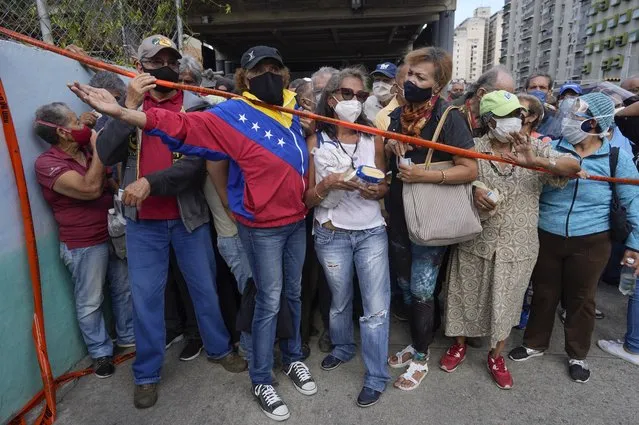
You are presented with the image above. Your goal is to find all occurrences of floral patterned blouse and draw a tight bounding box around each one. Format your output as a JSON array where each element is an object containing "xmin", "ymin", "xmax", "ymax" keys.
[{"xmin": 457, "ymin": 134, "xmax": 569, "ymax": 262}]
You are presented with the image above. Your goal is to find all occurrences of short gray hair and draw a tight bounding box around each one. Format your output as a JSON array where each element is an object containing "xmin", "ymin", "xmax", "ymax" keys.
[
  {"xmin": 311, "ymin": 66, "xmax": 338, "ymax": 84},
  {"xmin": 34, "ymin": 102, "xmax": 73, "ymax": 145},
  {"xmin": 179, "ymin": 55, "xmax": 203, "ymax": 86},
  {"xmin": 89, "ymin": 71, "xmax": 126, "ymax": 99},
  {"xmin": 471, "ymin": 65, "xmax": 510, "ymax": 96}
]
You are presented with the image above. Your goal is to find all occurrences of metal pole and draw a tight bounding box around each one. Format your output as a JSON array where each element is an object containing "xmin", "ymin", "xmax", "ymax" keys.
[
  {"xmin": 175, "ymin": 0, "xmax": 184, "ymax": 51},
  {"xmin": 35, "ymin": 0, "xmax": 54, "ymax": 44}
]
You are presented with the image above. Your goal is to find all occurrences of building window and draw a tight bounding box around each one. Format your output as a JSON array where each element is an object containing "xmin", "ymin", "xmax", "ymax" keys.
[
  {"xmin": 633, "ymin": 8, "xmax": 639, "ymax": 20},
  {"xmin": 619, "ymin": 10, "xmax": 632, "ymax": 24},
  {"xmin": 607, "ymin": 15, "xmax": 618, "ymax": 29},
  {"xmin": 597, "ymin": 21, "xmax": 605, "ymax": 32}
]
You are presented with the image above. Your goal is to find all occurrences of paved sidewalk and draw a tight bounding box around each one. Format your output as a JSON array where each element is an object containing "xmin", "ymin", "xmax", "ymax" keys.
[{"xmin": 52, "ymin": 283, "xmax": 637, "ymax": 425}]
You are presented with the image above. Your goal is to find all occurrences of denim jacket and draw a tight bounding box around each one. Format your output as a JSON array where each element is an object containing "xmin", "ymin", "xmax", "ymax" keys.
[{"xmin": 539, "ymin": 138, "xmax": 639, "ymax": 251}]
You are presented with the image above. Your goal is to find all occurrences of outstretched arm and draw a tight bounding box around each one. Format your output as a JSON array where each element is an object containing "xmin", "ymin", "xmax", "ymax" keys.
[{"xmin": 69, "ymin": 82, "xmax": 147, "ymax": 128}]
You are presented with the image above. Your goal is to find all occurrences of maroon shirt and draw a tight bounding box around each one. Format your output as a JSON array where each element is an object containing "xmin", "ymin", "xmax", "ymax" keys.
[
  {"xmin": 137, "ymin": 90, "xmax": 183, "ymax": 220},
  {"xmin": 35, "ymin": 146, "xmax": 112, "ymax": 249}
]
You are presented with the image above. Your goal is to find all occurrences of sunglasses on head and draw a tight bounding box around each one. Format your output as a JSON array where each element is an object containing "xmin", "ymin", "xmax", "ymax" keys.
[{"xmin": 335, "ymin": 87, "xmax": 369, "ymax": 102}]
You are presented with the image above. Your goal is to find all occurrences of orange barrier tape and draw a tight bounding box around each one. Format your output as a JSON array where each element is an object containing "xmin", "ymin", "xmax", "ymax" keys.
[
  {"xmin": 1, "ymin": 78, "xmax": 56, "ymax": 425},
  {"xmin": 1, "ymin": 26, "xmax": 638, "ymax": 185}
]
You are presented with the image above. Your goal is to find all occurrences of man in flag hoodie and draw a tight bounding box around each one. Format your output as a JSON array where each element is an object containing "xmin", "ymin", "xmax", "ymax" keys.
[{"xmin": 70, "ymin": 45, "xmax": 317, "ymax": 422}]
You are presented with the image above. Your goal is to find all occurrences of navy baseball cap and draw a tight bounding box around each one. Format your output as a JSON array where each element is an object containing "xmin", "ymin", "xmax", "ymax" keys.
[
  {"xmin": 560, "ymin": 83, "xmax": 583, "ymax": 96},
  {"xmin": 371, "ymin": 62, "xmax": 397, "ymax": 79},
  {"xmin": 241, "ymin": 46, "xmax": 284, "ymax": 70}
]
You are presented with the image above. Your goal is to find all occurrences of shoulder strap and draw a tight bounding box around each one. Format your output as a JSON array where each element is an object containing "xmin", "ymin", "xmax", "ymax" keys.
[
  {"xmin": 609, "ymin": 146, "xmax": 620, "ymax": 196},
  {"xmin": 424, "ymin": 105, "xmax": 459, "ymax": 169}
]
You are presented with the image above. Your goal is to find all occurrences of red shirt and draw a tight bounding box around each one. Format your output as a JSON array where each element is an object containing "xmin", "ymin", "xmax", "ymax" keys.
[
  {"xmin": 35, "ymin": 146, "xmax": 112, "ymax": 249},
  {"xmin": 137, "ymin": 91, "xmax": 183, "ymax": 220}
]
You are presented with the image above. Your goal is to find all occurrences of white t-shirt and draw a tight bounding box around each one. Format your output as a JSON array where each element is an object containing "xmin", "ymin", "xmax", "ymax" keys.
[{"xmin": 314, "ymin": 132, "xmax": 385, "ymax": 230}]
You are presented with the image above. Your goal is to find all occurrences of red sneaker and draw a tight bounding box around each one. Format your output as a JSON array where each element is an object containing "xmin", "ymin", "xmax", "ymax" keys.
[
  {"xmin": 439, "ymin": 343, "xmax": 467, "ymax": 373},
  {"xmin": 487, "ymin": 354, "xmax": 513, "ymax": 390}
]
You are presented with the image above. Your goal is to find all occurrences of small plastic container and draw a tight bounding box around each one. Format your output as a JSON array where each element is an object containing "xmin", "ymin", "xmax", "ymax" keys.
[{"xmin": 344, "ymin": 165, "xmax": 385, "ymax": 185}]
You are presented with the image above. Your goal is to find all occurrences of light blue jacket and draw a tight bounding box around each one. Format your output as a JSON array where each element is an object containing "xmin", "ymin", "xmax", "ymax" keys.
[{"xmin": 539, "ymin": 139, "xmax": 639, "ymax": 251}]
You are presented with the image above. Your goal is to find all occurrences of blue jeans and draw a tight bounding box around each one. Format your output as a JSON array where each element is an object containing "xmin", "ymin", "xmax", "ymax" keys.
[
  {"xmin": 218, "ymin": 234, "xmax": 253, "ymax": 361},
  {"xmin": 237, "ymin": 220, "xmax": 305, "ymax": 385},
  {"xmin": 60, "ymin": 242, "xmax": 134, "ymax": 358},
  {"xmin": 410, "ymin": 244, "xmax": 447, "ymax": 301},
  {"xmin": 626, "ymin": 278, "xmax": 639, "ymax": 354},
  {"xmin": 314, "ymin": 225, "xmax": 391, "ymax": 393},
  {"xmin": 126, "ymin": 219, "xmax": 232, "ymax": 385}
]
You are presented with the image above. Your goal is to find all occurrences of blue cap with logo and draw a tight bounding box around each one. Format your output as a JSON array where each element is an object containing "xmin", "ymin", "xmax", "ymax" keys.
[
  {"xmin": 559, "ymin": 83, "xmax": 583, "ymax": 96},
  {"xmin": 371, "ymin": 62, "xmax": 397, "ymax": 79}
]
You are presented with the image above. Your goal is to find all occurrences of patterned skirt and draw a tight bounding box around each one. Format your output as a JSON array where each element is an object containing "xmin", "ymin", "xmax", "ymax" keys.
[{"xmin": 443, "ymin": 248, "xmax": 537, "ymax": 347}]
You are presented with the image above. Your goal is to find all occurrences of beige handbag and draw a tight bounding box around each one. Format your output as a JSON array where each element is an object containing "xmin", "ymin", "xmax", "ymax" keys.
[{"xmin": 402, "ymin": 106, "xmax": 482, "ymax": 246}]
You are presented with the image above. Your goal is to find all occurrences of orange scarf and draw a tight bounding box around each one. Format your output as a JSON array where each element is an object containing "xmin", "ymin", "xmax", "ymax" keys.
[{"xmin": 400, "ymin": 95, "xmax": 440, "ymax": 137}]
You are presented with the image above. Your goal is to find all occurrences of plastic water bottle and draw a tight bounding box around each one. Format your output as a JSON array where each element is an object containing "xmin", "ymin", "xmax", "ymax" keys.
[{"xmin": 619, "ymin": 260, "xmax": 637, "ymax": 296}]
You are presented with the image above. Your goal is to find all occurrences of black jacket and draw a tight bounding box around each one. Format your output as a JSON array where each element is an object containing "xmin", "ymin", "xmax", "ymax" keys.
[{"xmin": 96, "ymin": 91, "xmax": 212, "ymax": 232}]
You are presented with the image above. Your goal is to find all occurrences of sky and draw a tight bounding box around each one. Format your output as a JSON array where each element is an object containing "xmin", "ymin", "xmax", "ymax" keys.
[{"xmin": 454, "ymin": 0, "xmax": 506, "ymax": 27}]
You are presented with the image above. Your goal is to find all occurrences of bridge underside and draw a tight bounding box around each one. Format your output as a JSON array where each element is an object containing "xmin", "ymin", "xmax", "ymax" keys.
[{"xmin": 187, "ymin": 0, "xmax": 456, "ymax": 74}]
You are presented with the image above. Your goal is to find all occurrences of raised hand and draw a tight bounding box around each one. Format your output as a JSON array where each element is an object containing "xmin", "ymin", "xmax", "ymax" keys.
[
  {"xmin": 125, "ymin": 73, "xmax": 157, "ymax": 109},
  {"xmin": 68, "ymin": 82, "xmax": 122, "ymax": 118}
]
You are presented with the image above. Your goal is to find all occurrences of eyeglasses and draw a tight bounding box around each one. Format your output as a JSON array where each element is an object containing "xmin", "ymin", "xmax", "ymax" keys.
[
  {"xmin": 142, "ymin": 58, "xmax": 179, "ymax": 71},
  {"xmin": 335, "ymin": 87, "xmax": 369, "ymax": 103}
]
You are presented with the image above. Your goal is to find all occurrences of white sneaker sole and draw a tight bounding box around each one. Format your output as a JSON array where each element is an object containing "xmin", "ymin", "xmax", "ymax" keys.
[
  {"xmin": 165, "ymin": 334, "xmax": 184, "ymax": 350},
  {"xmin": 179, "ymin": 346, "xmax": 203, "ymax": 362},
  {"xmin": 509, "ymin": 351, "xmax": 544, "ymax": 362},
  {"xmin": 260, "ymin": 408, "xmax": 290, "ymax": 422},
  {"xmin": 291, "ymin": 382, "xmax": 317, "ymax": 396}
]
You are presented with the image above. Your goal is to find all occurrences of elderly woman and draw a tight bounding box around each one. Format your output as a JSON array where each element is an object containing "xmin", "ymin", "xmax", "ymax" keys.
[
  {"xmin": 509, "ymin": 92, "xmax": 639, "ymax": 384},
  {"xmin": 517, "ymin": 93, "xmax": 552, "ymax": 143},
  {"xmin": 440, "ymin": 91, "xmax": 580, "ymax": 389},
  {"xmin": 384, "ymin": 47, "xmax": 478, "ymax": 391},
  {"xmin": 33, "ymin": 102, "xmax": 134, "ymax": 379},
  {"xmin": 70, "ymin": 45, "xmax": 316, "ymax": 422},
  {"xmin": 178, "ymin": 55, "xmax": 203, "ymax": 86},
  {"xmin": 304, "ymin": 67, "xmax": 390, "ymax": 407}
]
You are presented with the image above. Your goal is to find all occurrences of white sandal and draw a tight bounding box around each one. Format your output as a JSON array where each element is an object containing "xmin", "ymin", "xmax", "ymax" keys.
[
  {"xmin": 394, "ymin": 361, "xmax": 429, "ymax": 391},
  {"xmin": 388, "ymin": 345, "xmax": 416, "ymax": 368}
]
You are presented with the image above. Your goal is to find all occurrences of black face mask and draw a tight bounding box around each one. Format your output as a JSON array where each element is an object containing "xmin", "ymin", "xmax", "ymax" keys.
[
  {"xmin": 248, "ymin": 72, "xmax": 284, "ymax": 105},
  {"xmin": 142, "ymin": 66, "xmax": 179, "ymax": 93},
  {"xmin": 449, "ymin": 91, "xmax": 463, "ymax": 100},
  {"xmin": 404, "ymin": 81, "xmax": 433, "ymax": 104}
]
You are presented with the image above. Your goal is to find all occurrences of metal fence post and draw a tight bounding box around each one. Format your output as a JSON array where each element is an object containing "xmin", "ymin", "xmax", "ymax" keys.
[{"xmin": 35, "ymin": 0, "xmax": 53, "ymax": 44}]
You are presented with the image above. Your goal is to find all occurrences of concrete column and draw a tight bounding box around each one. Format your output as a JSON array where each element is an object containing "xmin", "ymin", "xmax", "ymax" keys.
[
  {"xmin": 224, "ymin": 60, "xmax": 234, "ymax": 75},
  {"xmin": 438, "ymin": 10, "xmax": 454, "ymax": 53},
  {"xmin": 215, "ymin": 49, "xmax": 226, "ymax": 73},
  {"xmin": 431, "ymin": 19, "xmax": 440, "ymax": 48}
]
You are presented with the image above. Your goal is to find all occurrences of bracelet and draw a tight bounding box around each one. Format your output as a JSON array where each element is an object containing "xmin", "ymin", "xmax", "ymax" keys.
[
  {"xmin": 314, "ymin": 185, "xmax": 325, "ymax": 200},
  {"xmin": 438, "ymin": 170, "xmax": 447, "ymax": 185}
]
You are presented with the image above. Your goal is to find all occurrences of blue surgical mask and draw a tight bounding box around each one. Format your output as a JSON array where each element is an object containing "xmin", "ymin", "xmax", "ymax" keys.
[{"xmin": 529, "ymin": 90, "xmax": 547, "ymax": 104}]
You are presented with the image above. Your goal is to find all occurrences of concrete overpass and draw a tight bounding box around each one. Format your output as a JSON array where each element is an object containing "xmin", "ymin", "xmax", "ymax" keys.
[{"xmin": 187, "ymin": 0, "xmax": 457, "ymax": 74}]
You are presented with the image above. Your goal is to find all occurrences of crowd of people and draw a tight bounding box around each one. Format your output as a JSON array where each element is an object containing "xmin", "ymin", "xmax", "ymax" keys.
[{"xmin": 30, "ymin": 32, "xmax": 639, "ymax": 421}]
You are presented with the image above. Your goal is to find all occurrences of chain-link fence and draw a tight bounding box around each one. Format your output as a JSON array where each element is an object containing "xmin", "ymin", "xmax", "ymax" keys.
[{"xmin": 0, "ymin": 0, "xmax": 229, "ymax": 65}]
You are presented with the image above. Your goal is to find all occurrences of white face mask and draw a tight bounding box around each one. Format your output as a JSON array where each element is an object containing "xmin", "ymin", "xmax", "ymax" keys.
[
  {"xmin": 373, "ymin": 81, "xmax": 394, "ymax": 103},
  {"xmin": 333, "ymin": 98, "xmax": 362, "ymax": 123},
  {"xmin": 561, "ymin": 118, "xmax": 590, "ymax": 145},
  {"xmin": 491, "ymin": 117, "xmax": 522, "ymax": 143}
]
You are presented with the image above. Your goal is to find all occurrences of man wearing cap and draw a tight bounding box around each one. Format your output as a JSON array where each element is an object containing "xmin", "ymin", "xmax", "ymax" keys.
[
  {"xmin": 558, "ymin": 83, "xmax": 583, "ymax": 102},
  {"xmin": 364, "ymin": 62, "xmax": 398, "ymax": 122},
  {"xmin": 70, "ymin": 44, "xmax": 318, "ymax": 421},
  {"xmin": 94, "ymin": 34, "xmax": 246, "ymax": 409}
]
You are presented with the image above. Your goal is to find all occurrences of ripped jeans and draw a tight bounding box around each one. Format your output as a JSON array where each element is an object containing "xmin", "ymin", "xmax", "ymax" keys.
[{"xmin": 314, "ymin": 224, "xmax": 391, "ymax": 392}]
